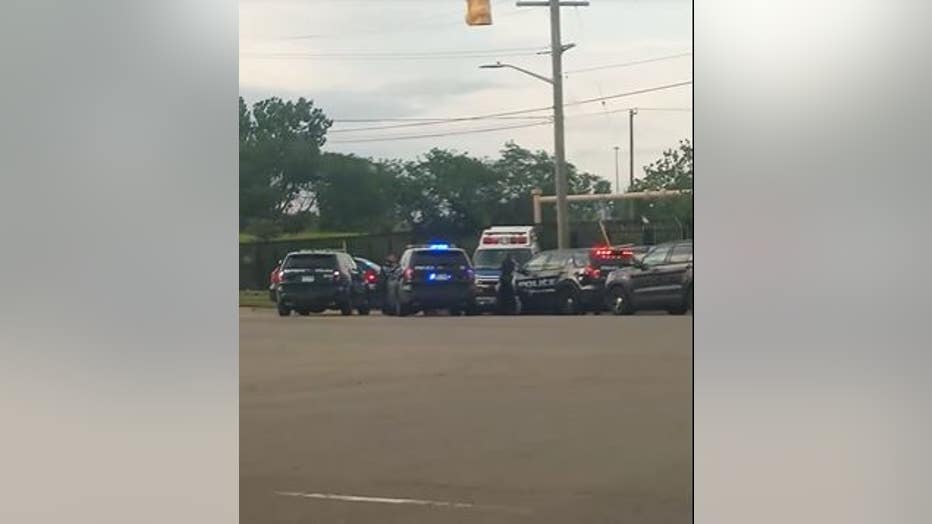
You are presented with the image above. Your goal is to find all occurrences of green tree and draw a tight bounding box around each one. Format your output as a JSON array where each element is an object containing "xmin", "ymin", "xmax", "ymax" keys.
[
  {"xmin": 491, "ymin": 141, "xmax": 611, "ymax": 224},
  {"xmin": 628, "ymin": 139, "xmax": 692, "ymax": 230},
  {"xmin": 630, "ymin": 139, "xmax": 693, "ymax": 192},
  {"xmin": 397, "ymin": 149, "xmax": 500, "ymax": 233},
  {"xmin": 315, "ymin": 153, "xmax": 402, "ymax": 233},
  {"xmin": 239, "ymin": 96, "xmax": 332, "ymax": 230}
]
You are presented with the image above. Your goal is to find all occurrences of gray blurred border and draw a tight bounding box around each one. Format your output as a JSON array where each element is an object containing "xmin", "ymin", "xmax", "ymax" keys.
[
  {"xmin": 3, "ymin": 1, "xmax": 932, "ymax": 523},
  {"xmin": 695, "ymin": 0, "xmax": 932, "ymax": 522},
  {"xmin": 0, "ymin": 2, "xmax": 238, "ymax": 523}
]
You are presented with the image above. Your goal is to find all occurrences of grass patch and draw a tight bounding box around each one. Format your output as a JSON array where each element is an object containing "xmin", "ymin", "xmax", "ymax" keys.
[
  {"xmin": 239, "ymin": 230, "xmax": 362, "ymax": 244},
  {"xmin": 240, "ymin": 290, "xmax": 273, "ymax": 308}
]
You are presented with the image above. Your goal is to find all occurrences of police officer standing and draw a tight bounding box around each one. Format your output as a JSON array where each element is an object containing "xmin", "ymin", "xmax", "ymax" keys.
[
  {"xmin": 496, "ymin": 253, "xmax": 518, "ymax": 315},
  {"xmin": 379, "ymin": 253, "xmax": 398, "ymax": 315}
]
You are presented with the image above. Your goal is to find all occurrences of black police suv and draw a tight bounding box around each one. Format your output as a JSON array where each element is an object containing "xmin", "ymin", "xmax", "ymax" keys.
[
  {"xmin": 275, "ymin": 250, "xmax": 371, "ymax": 317},
  {"xmin": 512, "ymin": 249, "xmax": 609, "ymax": 315},
  {"xmin": 383, "ymin": 244, "xmax": 476, "ymax": 316},
  {"xmin": 604, "ymin": 240, "xmax": 693, "ymax": 315}
]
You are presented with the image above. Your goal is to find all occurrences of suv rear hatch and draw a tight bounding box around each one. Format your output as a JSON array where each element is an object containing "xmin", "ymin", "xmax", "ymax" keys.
[
  {"xmin": 408, "ymin": 250, "xmax": 473, "ymax": 285},
  {"xmin": 280, "ymin": 253, "xmax": 342, "ymax": 289}
]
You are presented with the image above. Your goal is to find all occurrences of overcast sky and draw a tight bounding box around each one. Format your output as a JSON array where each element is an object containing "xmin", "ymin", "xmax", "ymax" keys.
[{"xmin": 240, "ymin": 0, "xmax": 692, "ymax": 192}]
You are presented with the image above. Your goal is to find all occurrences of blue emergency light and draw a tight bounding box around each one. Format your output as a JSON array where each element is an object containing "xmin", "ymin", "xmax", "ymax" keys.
[{"xmin": 428, "ymin": 243, "xmax": 450, "ymax": 250}]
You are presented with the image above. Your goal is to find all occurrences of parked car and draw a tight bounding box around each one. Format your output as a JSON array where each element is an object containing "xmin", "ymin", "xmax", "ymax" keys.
[
  {"xmin": 512, "ymin": 249, "xmax": 605, "ymax": 315},
  {"xmin": 275, "ymin": 250, "xmax": 371, "ymax": 317},
  {"xmin": 383, "ymin": 244, "xmax": 476, "ymax": 316},
  {"xmin": 268, "ymin": 260, "xmax": 283, "ymax": 302},
  {"xmin": 353, "ymin": 256, "xmax": 382, "ymax": 309},
  {"xmin": 604, "ymin": 240, "xmax": 693, "ymax": 315}
]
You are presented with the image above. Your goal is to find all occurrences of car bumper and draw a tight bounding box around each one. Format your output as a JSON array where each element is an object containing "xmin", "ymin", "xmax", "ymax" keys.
[
  {"xmin": 398, "ymin": 283, "xmax": 474, "ymax": 308},
  {"xmin": 278, "ymin": 284, "xmax": 348, "ymax": 308},
  {"xmin": 473, "ymin": 281, "xmax": 498, "ymax": 309}
]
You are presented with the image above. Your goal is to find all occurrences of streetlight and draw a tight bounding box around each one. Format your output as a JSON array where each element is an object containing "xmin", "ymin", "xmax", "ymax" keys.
[
  {"xmin": 479, "ymin": 56, "xmax": 571, "ymax": 249},
  {"xmin": 479, "ymin": 62, "xmax": 554, "ymax": 85}
]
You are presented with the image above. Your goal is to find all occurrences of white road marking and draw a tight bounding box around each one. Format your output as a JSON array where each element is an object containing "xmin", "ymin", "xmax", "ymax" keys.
[{"xmin": 274, "ymin": 491, "xmax": 528, "ymax": 514}]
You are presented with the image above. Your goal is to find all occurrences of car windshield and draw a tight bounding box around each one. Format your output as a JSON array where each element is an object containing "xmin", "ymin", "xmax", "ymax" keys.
[
  {"xmin": 472, "ymin": 248, "xmax": 533, "ymax": 268},
  {"xmin": 411, "ymin": 250, "xmax": 469, "ymax": 267},
  {"xmin": 283, "ymin": 254, "xmax": 338, "ymax": 270}
]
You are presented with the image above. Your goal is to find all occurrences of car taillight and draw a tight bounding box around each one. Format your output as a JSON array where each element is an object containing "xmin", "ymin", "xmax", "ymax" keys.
[
  {"xmin": 364, "ymin": 269, "xmax": 378, "ymax": 284},
  {"xmin": 583, "ymin": 265, "xmax": 601, "ymax": 279},
  {"xmin": 403, "ymin": 267, "xmax": 414, "ymax": 282}
]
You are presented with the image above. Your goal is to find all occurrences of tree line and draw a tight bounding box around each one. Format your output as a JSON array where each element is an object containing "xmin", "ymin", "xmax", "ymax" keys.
[{"xmin": 240, "ymin": 96, "xmax": 691, "ymax": 239}]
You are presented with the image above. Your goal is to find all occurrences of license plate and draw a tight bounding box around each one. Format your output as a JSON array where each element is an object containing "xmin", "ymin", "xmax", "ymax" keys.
[
  {"xmin": 430, "ymin": 273, "xmax": 452, "ymax": 281},
  {"xmin": 301, "ymin": 276, "xmax": 315, "ymax": 283}
]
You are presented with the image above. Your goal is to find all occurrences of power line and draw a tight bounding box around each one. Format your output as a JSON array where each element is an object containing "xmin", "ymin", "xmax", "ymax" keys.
[
  {"xmin": 328, "ymin": 120, "xmax": 552, "ymax": 144},
  {"xmin": 327, "ymin": 107, "xmax": 691, "ymax": 143},
  {"xmin": 329, "ymin": 81, "xmax": 692, "ymax": 132},
  {"xmin": 241, "ymin": 46, "xmax": 545, "ymax": 58},
  {"xmin": 271, "ymin": 0, "xmax": 528, "ymax": 41},
  {"xmin": 241, "ymin": 50, "xmax": 545, "ymax": 61},
  {"xmin": 331, "ymin": 116, "xmax": 549, "ymax": 134},
  {"xmin": 565, "ymin": 52, "xmax": 692, "ymax": 75},
  {"xmin": 333, "ymin": 116, "xmax": 552, "ymax": 123}
]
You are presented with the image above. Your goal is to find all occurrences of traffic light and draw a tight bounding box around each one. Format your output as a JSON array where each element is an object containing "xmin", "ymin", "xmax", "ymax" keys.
[{"xmin": 465, "ymin": 0, "xmax": 492, "ymax": 26}]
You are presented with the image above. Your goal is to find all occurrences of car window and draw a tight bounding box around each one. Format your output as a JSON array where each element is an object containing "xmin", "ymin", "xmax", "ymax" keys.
[
  {"xmin": 669, "ymin": 243, "xmax": 693, "ymax": 263},
  {"xmin": 524, "ymin": 252, "xmax": 551, "ymax": 271},
  {"xmin": 544, "ymin": 252, "xmax": 570, "ymax": 270},
  {"xmin": 411, "ymin": 250, "xmax": 469, "ymax": 267},
  {"xmin": 473, "ymin": 248, "xmax": 533, "ymax": 268},
  {"xmin": 283, "ymin": 254, "xmax": 338, "ymax": 270},
  {"xmin": 641, "ymin": 245, "xmax": 673, "ymax": 266}
]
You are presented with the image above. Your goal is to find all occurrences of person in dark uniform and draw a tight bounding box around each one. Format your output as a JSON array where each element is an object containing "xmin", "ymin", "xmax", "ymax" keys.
[
  {"xmin": 379, "ymin": 253, "xmax": 398, "ymax": 314},
  {"xmin": 496, "ymin": 253, "xmax": 518, "ymax": 315}
]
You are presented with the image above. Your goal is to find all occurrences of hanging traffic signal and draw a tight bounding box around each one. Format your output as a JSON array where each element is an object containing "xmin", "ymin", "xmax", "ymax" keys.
[{"xmin": 465, "ymin": 0, "xmax": 492, "ymax": 26}]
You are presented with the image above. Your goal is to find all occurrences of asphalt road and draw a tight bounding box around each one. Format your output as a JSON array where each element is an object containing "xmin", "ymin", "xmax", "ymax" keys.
[{"xmin": 241, "ymin": 308, "xmax": 692, "ymax": 523}]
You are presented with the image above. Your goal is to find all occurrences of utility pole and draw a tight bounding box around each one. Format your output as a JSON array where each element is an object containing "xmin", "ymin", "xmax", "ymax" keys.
[
  {"xmin": 613, "ymin": 146, "xmax": 620, "ymax": 193},
  {"xmin": 516, "ymin": 0, "xmax": 588, "ymax": 249},
  {"xmin": 629, "ymin": 108, "xmax": 638, "ymax": 189}
]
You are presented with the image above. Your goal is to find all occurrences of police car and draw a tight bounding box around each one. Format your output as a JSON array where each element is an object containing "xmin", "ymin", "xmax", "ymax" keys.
[
  {"xmin": 383, "ymin": 243, "xmax": 477, "ymax": 317},
  {"xmin": 471, "ymin": 226, "xmax": 540, "ymax": 311},
  {"xmin": 512, "ymin": 245, "xmax": 635, "ymax": 315},
  {"xmin": 275, "ymin": 250, "xmax": 371, "ymax": 317}
]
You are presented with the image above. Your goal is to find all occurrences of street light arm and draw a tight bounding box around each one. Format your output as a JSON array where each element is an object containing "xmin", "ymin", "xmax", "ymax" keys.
[{"xmin": 480, "ymin": 62, "xmax": 553, "ymax": 85}]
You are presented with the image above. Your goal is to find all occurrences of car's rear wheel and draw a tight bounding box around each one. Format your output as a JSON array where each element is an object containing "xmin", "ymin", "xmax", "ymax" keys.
[
  {"xmin": 609, "ymin": 286, "xmax": 634, "ymax": 316},
  {"xmin": 277, "ymin": 304, "xmax": 291, "ymax": 317},
  {"xmin": 555, "ymin": 288, "xmax": 580, "ymax": 315}
]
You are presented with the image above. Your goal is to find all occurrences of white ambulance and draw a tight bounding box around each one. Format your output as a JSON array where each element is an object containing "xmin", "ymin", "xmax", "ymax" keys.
[{"xmin": 471, "ymin": 226, "xmax": 541, "ymax": 309}]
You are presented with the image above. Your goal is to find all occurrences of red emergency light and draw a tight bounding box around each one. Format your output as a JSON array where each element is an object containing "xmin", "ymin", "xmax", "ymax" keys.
[
  {"xmin": 591, "ymin": 245, "xmax": 634, "ymax": 260},
  {"xmin": 481, "ymin": 234, "xmax": 529, "ymax": 245}
]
